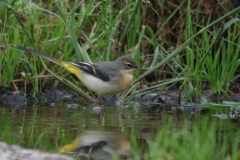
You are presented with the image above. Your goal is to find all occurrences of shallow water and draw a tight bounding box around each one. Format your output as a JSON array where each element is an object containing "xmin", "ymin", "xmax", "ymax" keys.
[{"xmin": 0, "ymin": 94, "xmax": 240, "ymax": 159}]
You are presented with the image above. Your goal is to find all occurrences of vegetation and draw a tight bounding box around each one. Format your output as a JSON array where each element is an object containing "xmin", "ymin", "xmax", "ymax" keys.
[
  {"xmin": 131, "ymin": 117, "xmax": 240, "ymax": 160},
  {"xmin": 0, "ymin": 102, "xmax": 239, "ymax": 160},
  {"xmin": 1, "ymin": 1, "xmax": 240, "ymax": 159},
  {"xmin": 0, "ymin": 0, "xmax": 240, "ymax": 102}
]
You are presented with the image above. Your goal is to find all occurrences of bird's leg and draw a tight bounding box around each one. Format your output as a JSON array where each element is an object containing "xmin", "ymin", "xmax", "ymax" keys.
[
  {"xmin": 86, "ymin": 87, "xmax": 98, "ymax": 102},
  {"xmin": 86, "ymin": 89, "xmax": 105, "ymax": 108},
  {"xmin": 97, "ymin": 95, "xmax": 104, "ymax": 103},
  {"xmin": 97, "ymin": 95, "xmax": 105, "ymax": 108}
]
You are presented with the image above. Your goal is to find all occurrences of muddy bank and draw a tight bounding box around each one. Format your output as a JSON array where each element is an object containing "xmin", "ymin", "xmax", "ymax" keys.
[
  {"xmin": 1, "ymin": 87, "xmax": 240, "ymax": 108},
  {"xmin": 0, "ymin": 87, "xmax": 84, "ymax": 107}
]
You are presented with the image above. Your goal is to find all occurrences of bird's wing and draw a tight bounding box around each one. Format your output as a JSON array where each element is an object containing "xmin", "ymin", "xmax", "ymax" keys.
[{"xmin": 69, "ymin": 62, "xmax": 122, "ymax": 82}]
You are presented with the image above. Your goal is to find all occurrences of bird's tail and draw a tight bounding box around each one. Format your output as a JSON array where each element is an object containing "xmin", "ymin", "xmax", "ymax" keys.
[{"xmin": 15, "ymin": 46, "xmax": 82, "ymax": 77}]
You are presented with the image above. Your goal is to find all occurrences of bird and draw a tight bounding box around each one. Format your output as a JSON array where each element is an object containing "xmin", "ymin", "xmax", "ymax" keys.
[
  {"xmin": 15, "ymin": 46, "xmax": 143, "ymax": 96},
  {"xmin": 58, "ymin": 129, "xmax": 130, "ymax": 159}
]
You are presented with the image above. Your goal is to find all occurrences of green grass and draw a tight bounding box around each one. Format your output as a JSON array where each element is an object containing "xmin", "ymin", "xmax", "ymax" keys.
[
  {"xmin": 0, "ymin": 1, "xmax": 240, "ymax": 101},
  {"xmin": 182, "ymin": 0, "xmax": 240, "ymax": 100},
  {"xmin": 130, "ymin": 117, "xmax": 240, "ymax": 160},
  {"xmin": 0, "ymin": 0, "xmax": 145, "ymax": 98},
  {"xmin": 203, "ymin": 22, "xmax": 240, "ymax": 95},
  {"xmin": 1, "ymin": 102, "xmax": 240, "ymax": 160}
]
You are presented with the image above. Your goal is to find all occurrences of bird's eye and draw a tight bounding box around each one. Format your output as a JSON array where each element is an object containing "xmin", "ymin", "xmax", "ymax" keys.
[{"xmin": 126, "ymin": 63, "xmax": 133, "ymax": 69}]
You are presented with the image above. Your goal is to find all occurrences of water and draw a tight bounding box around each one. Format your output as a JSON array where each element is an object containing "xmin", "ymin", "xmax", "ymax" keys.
[{"xmin": 0, "ymin": 96, "xmax": 240, "ymax": 159}]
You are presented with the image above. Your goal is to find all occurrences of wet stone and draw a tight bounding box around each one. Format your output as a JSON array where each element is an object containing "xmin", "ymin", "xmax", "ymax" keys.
[
  {"xmin": 212, "ymin": 114, "xmax": 228, "ymax": 119},
  {"xmin": 65, "ymin": 103, "xmax": 79, "ymax": 109},
  {"xmin": 92, "ymin": 106, "xmax": 102, "ymax": 112},
  {"xmin": 179, "ymin": 106, "xmax": 202, "ymax": 112},
  {"xmin": 0, "ymin": 142, "xmax": 74, "ymax": 160}
]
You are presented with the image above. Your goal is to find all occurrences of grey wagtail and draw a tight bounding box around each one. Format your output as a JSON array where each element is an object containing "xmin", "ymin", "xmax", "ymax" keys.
[{"xmin": 16, "ymin": 46, "xmax": 143, "ymax": 95}]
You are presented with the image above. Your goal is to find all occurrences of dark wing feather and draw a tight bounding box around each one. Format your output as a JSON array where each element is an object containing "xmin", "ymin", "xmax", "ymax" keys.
[{"xmin": 69, "ymin": 62, "xmax": 120, "ymax": 81}]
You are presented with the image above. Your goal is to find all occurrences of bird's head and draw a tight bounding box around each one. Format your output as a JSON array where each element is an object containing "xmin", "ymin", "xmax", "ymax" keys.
[{"xmin": 115, "ymin": 56, "xmax": 143, "ymax": 72}]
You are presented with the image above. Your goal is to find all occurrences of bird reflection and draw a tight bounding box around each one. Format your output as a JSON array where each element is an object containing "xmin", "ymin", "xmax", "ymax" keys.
[{"xmin": 58, "ymin": 129, "xmax": 130, "ymax": 160}]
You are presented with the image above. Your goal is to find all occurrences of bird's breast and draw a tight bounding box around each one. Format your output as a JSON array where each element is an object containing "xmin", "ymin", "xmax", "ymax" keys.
[
  {"xmin": 79, "ymin": 71, "xmax": 133, "ymax": 95},
  {"xmin": 117, "ymin": 72, "xmax": 133, "ymax": 89}
]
